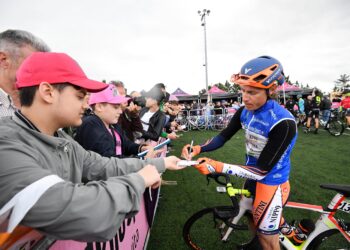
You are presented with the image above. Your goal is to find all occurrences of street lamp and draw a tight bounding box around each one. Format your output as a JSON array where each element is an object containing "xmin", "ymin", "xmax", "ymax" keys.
[{"xmin": 198, "ymin": 9, "xmax": 210, "ymax": 102}]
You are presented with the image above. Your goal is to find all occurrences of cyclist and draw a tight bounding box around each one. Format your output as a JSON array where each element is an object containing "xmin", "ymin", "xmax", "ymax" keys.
[
  {"xmin": 305, "ymin": 89, "xmax": 321, "ymax": 134},
  {"xmin": 319, "ymin": 95, "xmax": 332, "ymax": 125},
  {"xmin": 297, "ymin": 95, "xmax": 305, "ymax": 125},
  {"xmin": 182, "ymin": 56, "xmax": 297, "ymax": 250},
  {"xmin": 340, "ymin": 93, "xmax": 350, "ymax": 130}
]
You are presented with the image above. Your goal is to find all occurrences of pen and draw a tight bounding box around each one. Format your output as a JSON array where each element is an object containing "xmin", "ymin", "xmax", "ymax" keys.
[{"xmin": 189, "ymin": 140, "xmax": 193, "ymax": 160}]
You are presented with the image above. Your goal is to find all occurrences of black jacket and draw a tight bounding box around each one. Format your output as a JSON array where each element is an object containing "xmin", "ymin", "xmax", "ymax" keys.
[
  {"xmin": 139, "ymin": 107, "xmax": 166, "ymax": 141},
  {"xmin": 75, "ymin": 114, "xmax": 141, "ymax": 158},
  {"xmin": 320, "ymin": 98, "xmax": 332, "ymax": 110}
]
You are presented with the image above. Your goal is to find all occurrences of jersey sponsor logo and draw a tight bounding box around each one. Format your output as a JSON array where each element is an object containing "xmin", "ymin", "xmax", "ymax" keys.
[
  {"xmin": 269, "ymin": 205, "xmax": 281, "ymax": 223},
  {"xmin": 245, "ymin": 130, "xmax": 268, "ymax": 158},
  {"xmin": 273, "ymin": 173, "xmax": 282, "ymax": 179},
  {"xmin": 269, "ymin": 109, "xmax": 277, "ymax": 120},
  {"xmin": 252, "ymin": 118, "xmax": 269, "ymax": 127},
  {"xmin": 207, "ymin": 164, "xmax": 216, "ymax": 173},
  {"xmin": 254, "ymin": 200, "xmax": 267, "ymax": 222}
]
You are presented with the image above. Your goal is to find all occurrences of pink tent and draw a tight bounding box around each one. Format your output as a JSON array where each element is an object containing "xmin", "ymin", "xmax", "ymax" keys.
[
  {"xmin": 277, "ymin": 82, "xmax": 301, "ymax": 92},
  {"xmin": 207, "ymin": 85, "xmax": 227, "ymax": 94}
]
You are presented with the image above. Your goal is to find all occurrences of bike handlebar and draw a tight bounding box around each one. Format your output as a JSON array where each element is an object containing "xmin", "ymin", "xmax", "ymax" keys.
[{"xmin": 206, "ymin": 173, "xmax": 251, "ymax": 208}]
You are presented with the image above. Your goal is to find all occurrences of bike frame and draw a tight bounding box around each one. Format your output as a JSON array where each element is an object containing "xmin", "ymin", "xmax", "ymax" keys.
[{"xmin": 221, "ymin": 191, "xmax": 350, "ymax": 249}]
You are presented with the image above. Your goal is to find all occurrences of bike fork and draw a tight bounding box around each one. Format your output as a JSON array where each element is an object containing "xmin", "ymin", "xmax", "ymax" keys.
[{"xmin": 220, "ymin": 196, "xmax": 253, "ymax": 241}]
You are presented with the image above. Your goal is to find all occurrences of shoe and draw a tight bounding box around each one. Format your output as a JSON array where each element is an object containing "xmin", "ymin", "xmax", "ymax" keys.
[
  {"xmin": 346, "ymin": 127, "xmax": 350, "ymax": 130},
  {"xmin": 314, "ymin": 129, "xmax": 318, "ymax": 134},
  {"xmin": 304, "ymin": 129, "xmax": 309, "ymax": 134}
]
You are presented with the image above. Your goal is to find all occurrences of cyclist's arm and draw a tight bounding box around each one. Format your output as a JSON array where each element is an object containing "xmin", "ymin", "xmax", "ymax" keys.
[
  {"xmin": 200, "ymin": 107, "xmax": 244, "ymax": 152},
  {"xmin": 218, "ymin": 119, "xmax": 296, "ymax": 179}
]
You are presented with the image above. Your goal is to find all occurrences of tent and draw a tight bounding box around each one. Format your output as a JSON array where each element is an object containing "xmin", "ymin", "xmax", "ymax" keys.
[
  {"xmin": 207, "ymin": 85, "xmax": 227, "ymax": 94},
  {"xmin": 172, "ymin": 88, "xmax": 190, "ymax": 96},
  {"xmin": 277, "ymin": 82, "xmax": 301, "ymax": 92},
  {"xmin": 277, "ymin": 82, "xmax": 302, "ymax": 104},
  {"xmin": 168, "ymin": 95, "xmax": 179, "ymax": 102}
]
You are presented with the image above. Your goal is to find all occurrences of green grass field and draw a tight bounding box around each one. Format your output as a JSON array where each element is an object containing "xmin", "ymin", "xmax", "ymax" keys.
[{"xmin": 147, "ymin": 128, "xmax": 349, "ymax": 250}]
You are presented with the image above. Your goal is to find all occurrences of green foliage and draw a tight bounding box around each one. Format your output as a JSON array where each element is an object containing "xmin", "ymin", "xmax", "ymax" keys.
[
  {"xmin": 198, "ymin": 88, "xmax": 206, "ymax": 96},
  {"xmin": 148, "ymin": 129, "xmax": 349, "ymax": 249},
  {"xmin": 334, "ymin": 74, "xmax": 350, "ymax": 92}
]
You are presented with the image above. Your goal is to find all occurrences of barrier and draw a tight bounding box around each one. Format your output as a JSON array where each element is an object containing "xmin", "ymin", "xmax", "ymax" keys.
[
  {"xmin": 0, "ymin": 140, "xmax": 169, "ymax": 250},
  {"xmin": 175, "ymin": 107, "xmax": 239, "ymax": 131},
  {"xmin": 50, "ymin": 197, "xmax": 152, "ymax": 250}
]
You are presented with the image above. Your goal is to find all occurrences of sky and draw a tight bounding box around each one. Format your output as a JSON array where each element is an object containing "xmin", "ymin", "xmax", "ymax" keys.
[{"xmin": 1, "ymin": 0, "xmax": 350, "ymax": 95}]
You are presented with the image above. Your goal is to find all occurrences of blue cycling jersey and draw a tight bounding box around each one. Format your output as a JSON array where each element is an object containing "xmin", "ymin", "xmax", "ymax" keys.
[{"xmin": 240, "ymin": 100, "xmax": 297, "ymax": 185}]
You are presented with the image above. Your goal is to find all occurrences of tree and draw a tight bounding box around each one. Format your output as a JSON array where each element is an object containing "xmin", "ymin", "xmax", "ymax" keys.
[
  {"xmin": 285, "ymin": 75, "xmax": 291, "ymax": 84},
  {"xmin": 198, "ymin": 88, "xmax": 206, "ymax": 97},
  {"xmin": 334, "ymin": 74, "xmax": 350, "ymax": 92}
]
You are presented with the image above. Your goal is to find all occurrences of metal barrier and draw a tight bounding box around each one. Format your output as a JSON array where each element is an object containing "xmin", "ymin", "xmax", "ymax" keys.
[{"xmin": 175, "ymin": 108, "xmax": 238, "ymax": 131}]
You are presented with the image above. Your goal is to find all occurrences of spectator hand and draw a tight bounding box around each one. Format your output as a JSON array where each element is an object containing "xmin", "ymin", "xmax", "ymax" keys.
[
  {"xmin": 137, "ymin": 165, "xmax": 161, "ymax": 188},
  {"xmin": 181, "ymin": 144, "xmax": 201, "ymax": 160},
  {"xmin": 144, "ymin": 147, "xmax": 164, "ymax": 159},
  {"xmin": 164, "ymin": 156, "xmax": 183, "ymax": 170},
  {"xmin": 195, "ymin": 157, "xmax": 224, "ymax": 175}
]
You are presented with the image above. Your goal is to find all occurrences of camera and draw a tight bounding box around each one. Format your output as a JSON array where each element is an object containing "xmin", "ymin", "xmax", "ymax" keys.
[{"xmin": 132, "ymin": 96, "xmax": 146, "ymax": 108}]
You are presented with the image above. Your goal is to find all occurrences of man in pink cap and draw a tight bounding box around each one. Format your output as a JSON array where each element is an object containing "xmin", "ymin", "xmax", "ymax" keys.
[
  {"xmin": 75, "ymin": 84, "xmax": 151, "ymax": 158},
  {"xmin": 0, "ymin": 52, "xmax": 182, "ymax": 243}
]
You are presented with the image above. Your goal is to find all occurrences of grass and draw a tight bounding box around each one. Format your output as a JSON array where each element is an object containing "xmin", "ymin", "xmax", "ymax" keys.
[{"xmin": 147, "ymin": 128, "xmax": 349, "ymax": 250}]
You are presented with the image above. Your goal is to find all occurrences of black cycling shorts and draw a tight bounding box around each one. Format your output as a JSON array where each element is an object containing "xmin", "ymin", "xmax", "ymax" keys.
[{"xmin": 307, "ymin": 109, "xmax": 320, "ymax": 118}]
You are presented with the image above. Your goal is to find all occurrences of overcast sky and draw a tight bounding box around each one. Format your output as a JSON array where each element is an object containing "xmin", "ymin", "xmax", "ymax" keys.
[{"xmin": 1, "ymin": 0, "xmax": 349, "ymax": 94}]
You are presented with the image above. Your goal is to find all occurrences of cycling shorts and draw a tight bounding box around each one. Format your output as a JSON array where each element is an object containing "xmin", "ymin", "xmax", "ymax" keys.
[
  {"xmin": 245, "ymin": 180, "xmax": 290, "ymax": 235},
  {"xmin": 307, "ymin": 109, "xmax": 320, "ymax": 118}
]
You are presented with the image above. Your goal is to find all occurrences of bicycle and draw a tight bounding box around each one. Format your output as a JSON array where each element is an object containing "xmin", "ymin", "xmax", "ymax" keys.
[
  {"xmin": 183, "ymin": 173, "xmax": 350, "ymax": 249},
  {"xmin": 187, "ymin": 115, "xmax": 206, "ymax": 131},
  {"xmin": 175, "ymin": 111, "xmax": 190, "ymax": 132},
  {"xmin": 319, "ymin": 109, "xmax": 345, "ymax": 136}
]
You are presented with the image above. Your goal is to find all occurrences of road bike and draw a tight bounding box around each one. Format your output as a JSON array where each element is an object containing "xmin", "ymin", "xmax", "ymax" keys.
[{"xmin": 183, "ymin": 173, "xmax": 350, "ymax": 249}]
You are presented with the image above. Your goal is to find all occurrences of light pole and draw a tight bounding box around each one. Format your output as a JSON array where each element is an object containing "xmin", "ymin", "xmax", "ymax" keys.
[{"xmin": 198, "ymin": 9, "xmax": 210, "ymax": 102}]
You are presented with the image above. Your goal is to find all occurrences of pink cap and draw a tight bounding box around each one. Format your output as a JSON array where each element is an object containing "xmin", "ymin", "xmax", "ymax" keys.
[
  {"xmin": 16, "ymin": 52, "xmax": 108, "ymax": 92},
  {"xmin": 88, "ymin": 84, "xmax": 130, "ymax": 105}
]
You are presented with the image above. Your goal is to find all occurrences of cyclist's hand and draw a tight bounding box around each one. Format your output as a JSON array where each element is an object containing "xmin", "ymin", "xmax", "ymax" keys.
[
  {"xmin": 181, "ymin": 144, "xmax": 201, "ymax": 160},
  {"xmin": 194, "ymin": 157, "xmax": 224, "ymax": 175}
]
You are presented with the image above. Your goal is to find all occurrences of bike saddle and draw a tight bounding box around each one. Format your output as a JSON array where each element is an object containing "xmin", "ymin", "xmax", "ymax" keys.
[{"xmin": 320, "ymin": 184, "xmax": 350, "ymax": 197}]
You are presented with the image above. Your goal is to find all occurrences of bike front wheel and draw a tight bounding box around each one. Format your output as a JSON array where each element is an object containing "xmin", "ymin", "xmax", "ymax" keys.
[
  {"xmin": 306, "ymin": 229, "xmax": 350, "ymax": 249},
  {"xmin": 183, "ymin": 206, "xmax": 253, "ymax": 250}
]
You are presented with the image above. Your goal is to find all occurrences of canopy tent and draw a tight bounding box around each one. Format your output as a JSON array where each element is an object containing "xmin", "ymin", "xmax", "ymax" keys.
[
  {"xmin": 277, "ymin": 82, "xmax": 301, "ymax": 92},
  {"xmin": 277, "ymin": 82, "xmax": 302, "ymax": 104},
  {"xmin": 172, "ymin": 88, "xmax": 190, "ymax": 96},
  {"xmin": 207, "ymin": 85, "xmax": 227, "ymax": 94},
  {"xmin": 168, "ymin": 94, "xmax": 179, "ymax": 102}
]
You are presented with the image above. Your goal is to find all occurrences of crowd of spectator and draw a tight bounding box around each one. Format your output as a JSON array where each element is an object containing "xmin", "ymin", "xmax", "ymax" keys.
[{"xmin": 0, "ymin": 29, "xmax": 184, "ymax": 244}]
